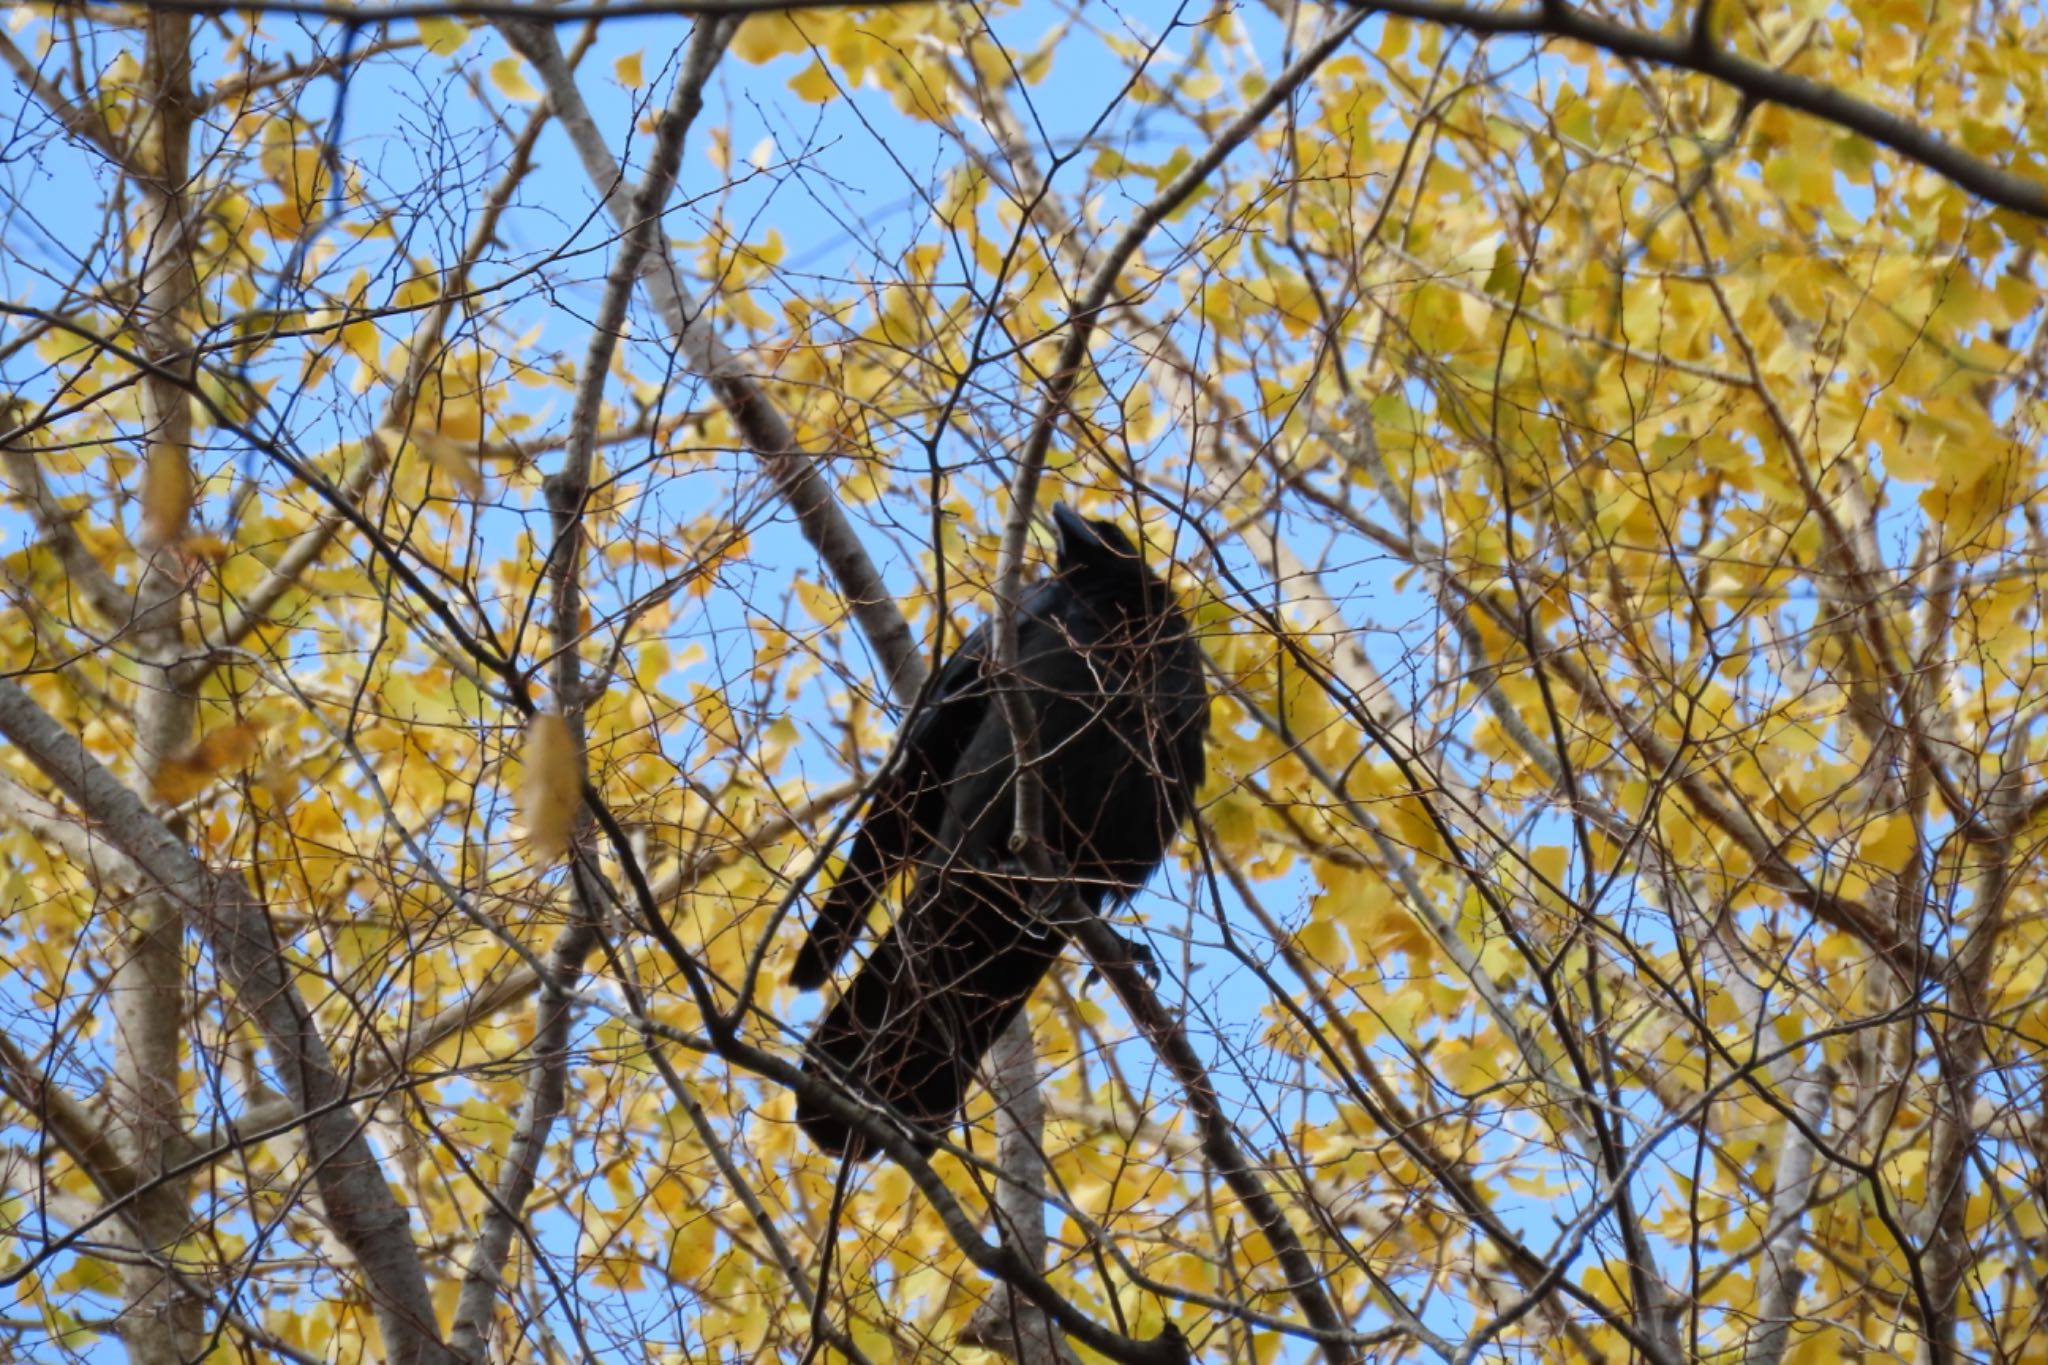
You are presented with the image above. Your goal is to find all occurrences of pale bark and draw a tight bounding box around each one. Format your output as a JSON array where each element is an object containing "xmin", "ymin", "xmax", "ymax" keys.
[
  {"xmin": 0, "ymin": 678, "xmax": 454, "ymax": 1365},
  {"xmin": 494, "ymin": 17, "xmax": 924, "ymax": 709},
  {"xmin": 1744, "ymin": 1068, "xmax": 1832, "ymax": 1365},
  {"xmin": 449, "ymin": 28, "xmax": 733, "ymax": 1353},
  {"xmin": 962, "ymin": 1015, "xmax": 1079, "ymax": 1365},
  {"xmin": 108, "ymin": 11, "xmax": 204, "ymax": 1359}
]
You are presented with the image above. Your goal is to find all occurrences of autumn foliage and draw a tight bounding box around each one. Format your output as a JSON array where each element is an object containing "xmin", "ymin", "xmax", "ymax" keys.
[{"xmin": 0, "ymin": 3, "xmax": 2044, "ymax": 1364}]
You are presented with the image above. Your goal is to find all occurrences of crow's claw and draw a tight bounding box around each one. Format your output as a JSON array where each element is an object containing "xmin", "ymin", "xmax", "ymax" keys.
[{"xmin": 1082, "ymin": 929, "xmax": 1160, "ymax": 993}]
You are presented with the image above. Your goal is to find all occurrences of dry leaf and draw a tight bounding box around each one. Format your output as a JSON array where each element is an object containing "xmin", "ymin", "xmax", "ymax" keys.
[
  {"xmin": 140, "ymin": 447, "xmax": 191, "ymax": 547},
  {"xmin": 152, "ymin": 722, "xmax": 265, "ymax": 804},
  {"xmin": 521, "ymin": 711, "xmax": 581, "ymax": 859},
  {"xmin": 414, "ymin": 431, "xmax": 484, "ymax": 498}
]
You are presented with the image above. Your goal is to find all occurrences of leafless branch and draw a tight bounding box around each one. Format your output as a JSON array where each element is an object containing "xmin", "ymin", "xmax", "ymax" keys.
[{"xmin": 0, "ymin": 677, "xmax": 455, "ymax": 1365}]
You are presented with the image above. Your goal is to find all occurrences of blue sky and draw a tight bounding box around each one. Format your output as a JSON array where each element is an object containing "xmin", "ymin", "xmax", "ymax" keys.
[{"xmin": 0, "ymin": 3, "xmax": 1956, "ymax": 1358}]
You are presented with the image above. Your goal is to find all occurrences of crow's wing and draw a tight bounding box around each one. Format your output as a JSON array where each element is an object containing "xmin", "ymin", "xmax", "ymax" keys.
[
  {"xmin": 1159, "ymin": 625, "xmax": 1210, "ymax": 815},
  {"xmin": 792, "ymin": 584, "xmax": 1060, "ymax": 989}
]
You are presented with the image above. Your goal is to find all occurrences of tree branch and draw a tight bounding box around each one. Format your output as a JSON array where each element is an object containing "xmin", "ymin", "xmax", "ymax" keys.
[
  {"xmin": 1744, "ymin": 1067, "xmax": 1833, "ymax": 1365},
  {"xmin": 0, "ymin": 678, "xmax": 454, "ymax": 1365},
  {"xmin": 448, "ymin": 18, "xmax": 734, "ymax": 1353},
  {"xmin": 64, "ymin": 0, "xmax": 2048, "ymax": 222},
  {"xmin": 962, "ymin": 1015, "xmax": 1078, "ymax": 1365},
  {"xmin": 1339, "ymin": 0, "xmax": 2048, "ymax": 220},
  {"xmin": 496, "ymin": 17, "xmax": 923, "ymax": 707},
  {"xmin": 0, "ymin": 420, "xmax": 134, "ymax": 628}
]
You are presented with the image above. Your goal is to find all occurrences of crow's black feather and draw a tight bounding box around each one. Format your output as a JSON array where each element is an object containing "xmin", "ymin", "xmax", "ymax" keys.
[{"xmin": 793, "ymin": 504, "xmax": 1208, "ymax": 1158}]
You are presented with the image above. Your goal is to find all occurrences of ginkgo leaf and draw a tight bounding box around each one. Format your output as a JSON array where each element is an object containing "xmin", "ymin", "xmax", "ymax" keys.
[
  {"xmin": 413, "ymin": 431, "xmax": 484, "ymax": 498},
  {"xmin": 615, "ymin": 50, "xmax": 644, "ymax": 89},
  {"xmin": 1857, "ymin": 812, "xmax": 1918, "ymax": 871},
  {"xmin": 489, "ymin": 56, "xmax": 541, "ymax": 103},
  {"xmin": 521, "ymin": 712, "xmax": 581, "ymax": 859},
  {"xmin": 153, "ymin": 723, "xmax": 265, "ymax": 804},
  {"xmin": 730, "ymin": 12, "xmax": 808, "ymax": 64},
  {"xmin": 416, "ymin": 16, "xmax": 466, "ymax": 55},
  {"xmin": 788, "ymin": 59, "xmax": 839, "ymax": 104}
]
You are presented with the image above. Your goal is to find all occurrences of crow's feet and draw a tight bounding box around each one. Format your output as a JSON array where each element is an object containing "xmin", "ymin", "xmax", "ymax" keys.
[{"xmin": 1083, "ymin": 928, "xmax": 1160, "ymax": 993}]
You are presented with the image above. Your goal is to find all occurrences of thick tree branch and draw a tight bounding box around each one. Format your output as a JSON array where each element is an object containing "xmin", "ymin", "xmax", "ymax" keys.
[
  {"xmin": 962, "ymin": 1016, "xmax": 1078, "ymax": 1365},
  {"xmin": 0, "ymin": 1029, "xmax": 135, "ymax": 1202},
  {"xmin": 448, "ymin": 19, "xmax": 733, "ymax": 1353},
  {"xmin": 70, "ymin": 0, "xmax": 2048, "ymax": 222},
  {"xmin": 107, "ymin": 13, "xmax": 210, "ymax": 1358},
  {"xmin": 0, "ymin": 771, "xmax": 146, "ymax": 887},
  {"xmin": 1744, "ymin": 1068, "xmax": 1832, "ymax": 1365},
  {"xmin": 0, "ymin": 678, "xmax": 454, "ymax": 1365},
  {"xmin": 0, "ymin": 425, "xmax": 133, "ymax": 628},
  {"xmin": 496, "ymin": 17, "xmax": 922, "ymax": 707}
]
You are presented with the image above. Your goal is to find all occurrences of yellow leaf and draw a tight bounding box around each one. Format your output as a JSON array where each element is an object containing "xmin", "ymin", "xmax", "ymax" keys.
[
  {"xmin": 1856, "ymin": 812, "xmax": 1917, "ymax": 872},
  {"xmin": 153, "ymin": 723, "xmax": 265, "ymax": 804},
  {"xmin": 1294, "ymin": 913, "xmax": 1340, "ymax": 965},
  {"xmin": 666, "ymin": 1219, "xmax": 715, "ymax": 1284},
  {"xmin": 140, "ymin": 447, "xmax": 191, "ymax": 547},
  {"xmin": 788, "ymin": 59, "xmax": 840, "ymax": 103},
  {"xmin": 690, "ymin": 683, "xmax": 740, "ymax": 751},
  {"xmin": 410, "ymin": 421, "xmax": 483, "ymax": 498},
  {"xmin": 793, "ymin": 577, "xmax": 841, "ymax": 626},
  {"xmin": 182, "ymin": 533, "xmax": 231, "ymax": 563},
  {"xmin": 731, "ymin": 12, "xmax": 808, "ymax": 64},
  {"xmin": 415, "ymin": 17, "xmax": 467, "ymax": 55},
  {"xmin": 54, "ymin": 1255, "xmax": 120, "ymax": 1296},
  {"xmin": 433, "ymin": 396, "xmax": 483, "ymax": 443},
  {"xmin": 489, "ymin": 56, "xmax": 541, "ymax": 104},
  {"xmin": 633, "ymin": 641, "xmax": 671, "ymax": 690},
  {"xmin": 253, "ymin": 198, "xmax": 310, "ymax": 241},
  {"xmin": 841, "ymin": 459, "xmax": 887, "ymax": 504},
  {"xmin": 343, "ymin": 317, "xmax": 380, "ymax": 367},
  {"xmin": 521, "ymin": 712, "xmax": 581, "ymax": 860},
  {"xmin": 614, "ymin": 50, "xmax": 644, "ymax": 88}
]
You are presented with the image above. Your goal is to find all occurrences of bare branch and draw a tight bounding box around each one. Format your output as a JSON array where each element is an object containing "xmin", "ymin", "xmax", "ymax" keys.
[
  {"xmin": 0, "ymin": 30, "xmax": 135, "ymax": 173},
  {"xmin": 0, "ymin": 678, "xmax": 454, "ymax": 1365},
  {"xmin": 496, "ymin": 17, "xmax": 924, "ymax": 706},
  {"xmin": 449, "ymin": 18, "xmax": 735, "ymax": 1352}
]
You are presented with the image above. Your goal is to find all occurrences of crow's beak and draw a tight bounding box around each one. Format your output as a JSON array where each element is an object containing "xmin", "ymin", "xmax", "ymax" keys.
[{"xmin": 1050, "ymin": 502, "xmax": 1096, "ymax": 558}]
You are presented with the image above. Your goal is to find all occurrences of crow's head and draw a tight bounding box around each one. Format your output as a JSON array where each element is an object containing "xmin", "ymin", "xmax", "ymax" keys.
[
  {"xmin": 1050, "ymin": 502, "xmax": 1178, "ymax": 614},
  {"xmin": 1051, "ymin": 502, "xmax": 1140, "ymax": 571}
]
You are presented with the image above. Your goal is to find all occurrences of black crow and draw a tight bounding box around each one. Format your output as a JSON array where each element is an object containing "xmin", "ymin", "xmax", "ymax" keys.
[{"xmin": 792, "ymin": 504, "xmax": 1208, "ymax": 1158}]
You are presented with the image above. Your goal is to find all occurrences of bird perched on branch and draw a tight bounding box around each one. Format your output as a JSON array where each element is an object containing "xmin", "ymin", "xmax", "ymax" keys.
[{"xmin": 792, "ymin": 503, "xmax": 1209, "ymax": 1158}]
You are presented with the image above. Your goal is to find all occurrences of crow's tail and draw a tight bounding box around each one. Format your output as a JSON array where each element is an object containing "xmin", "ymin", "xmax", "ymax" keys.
[{"xmin": 797, "ymin": 873, "xmax": 1061, "ymax": 1158}]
